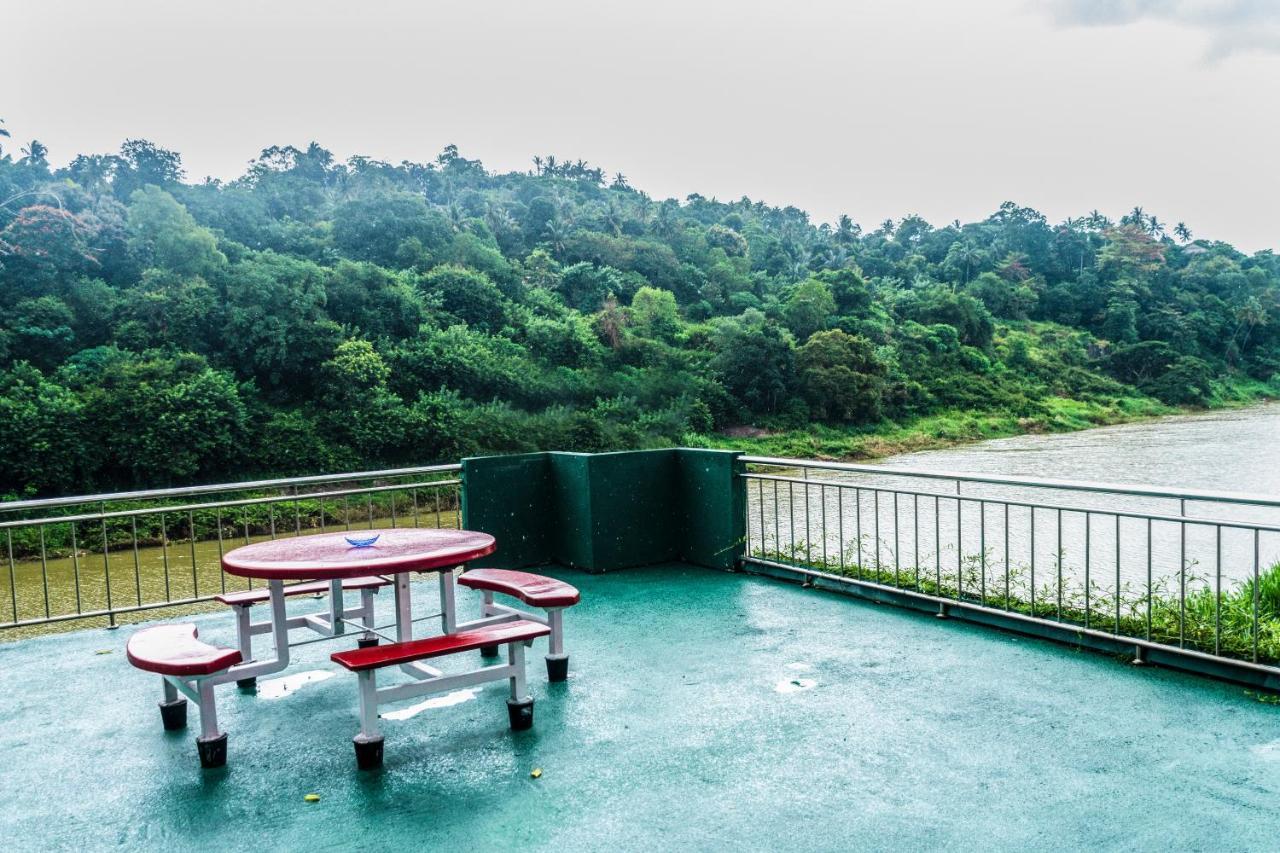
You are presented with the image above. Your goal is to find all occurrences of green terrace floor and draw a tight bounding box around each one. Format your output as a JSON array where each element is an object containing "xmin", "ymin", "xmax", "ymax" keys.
[{"xmin": 3, "ymin": 564, "xmax": 1280, "ymax": 852}]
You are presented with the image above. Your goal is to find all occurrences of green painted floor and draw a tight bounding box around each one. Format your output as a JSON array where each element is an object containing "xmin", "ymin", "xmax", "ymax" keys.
[{"xmin": 2, "ymin": 564, "xmax": 1279, "ymax": 852}]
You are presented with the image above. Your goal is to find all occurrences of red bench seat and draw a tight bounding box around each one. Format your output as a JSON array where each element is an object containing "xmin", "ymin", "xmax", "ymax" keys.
[
  {"xmin": 457, "ymin": 569, "xmax": 580, "ymax": 608},
  {"xmin": 126, "ymin": 624, "xmax": 242, "ymax": 677},
  {"xmin": 331, "ymin": 620, "xmax": 550, "ymax": 672},
  {"xmin": 213, "ymin": 575, "xmax": 392, "ymax": 607}
]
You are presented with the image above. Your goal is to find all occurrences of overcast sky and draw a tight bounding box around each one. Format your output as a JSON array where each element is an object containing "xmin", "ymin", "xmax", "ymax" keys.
[{"xmin": 5, "ymin": 0, "xmax": 1278, "ymax": 251}]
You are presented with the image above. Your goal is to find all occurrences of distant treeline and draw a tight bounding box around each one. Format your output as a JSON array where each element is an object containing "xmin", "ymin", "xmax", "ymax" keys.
[{"xmin": 0, "ymin": 127, "xmax": 1277, "ymax": 497}]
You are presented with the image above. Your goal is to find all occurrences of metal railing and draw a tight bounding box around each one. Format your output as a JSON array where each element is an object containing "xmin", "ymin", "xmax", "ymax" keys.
[
  {"xmin": 740, "ymin": 455, "xmax": 1280, "ymax": 676},
  {"xmin": 0, "ymin": 464, "xmax": 462, "ymax": 635}
]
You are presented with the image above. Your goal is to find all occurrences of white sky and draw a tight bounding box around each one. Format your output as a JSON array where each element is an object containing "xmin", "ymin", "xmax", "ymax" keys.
[{"xmin": 4, "ymin": 0, "xmax": 1278, "ymax": 251}]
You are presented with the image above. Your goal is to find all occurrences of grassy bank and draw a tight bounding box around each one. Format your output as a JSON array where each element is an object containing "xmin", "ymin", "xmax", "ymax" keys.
[{"xmin": 704, "ymin": 377, "xmax": 1278, "ymax": 462}]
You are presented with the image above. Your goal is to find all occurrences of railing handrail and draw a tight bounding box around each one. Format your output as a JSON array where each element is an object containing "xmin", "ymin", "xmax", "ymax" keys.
[
  {"xmin": 739, "ymin": 455, "xmax": 1280, "ymax": 510},
  {"xmin": 0, "ymin": 464, "xmax": 464, "ymax": 515}
]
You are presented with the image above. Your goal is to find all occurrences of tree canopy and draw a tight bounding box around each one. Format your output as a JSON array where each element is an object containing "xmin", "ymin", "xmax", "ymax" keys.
[{"xmin": 0, "ymin": 132, "xmax": 1277, "ymax": 496}]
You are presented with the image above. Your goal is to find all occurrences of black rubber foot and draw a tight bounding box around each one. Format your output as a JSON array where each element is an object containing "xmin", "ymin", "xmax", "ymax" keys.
[
  {"xmin": 354, "ymin": 736, "xmax": 384, "ymax": 770},
  {"xmin": 236, "ymin": 677, "xmax": 257, "ymax": 690},
  {"xmin": 357, "ymin": 636, "xmax": 380, "ymax": 649},
  {"xmin": 546, "ymin": 656, "xmax": 569, "ymax": 682},
  {"xmin": 480, "ymin": 644, "xmax": 500, "ymax": 659},
  {"xmin": 507, "ymin": 698, "xmax": 534, "ymax": 731},
  {"xmin": 159, "ymin": 698, "xmax": 187, "ymax": 731},
  {"xmin": 196, "ymin": 733, "xmax": 227, "ymax": 769}
]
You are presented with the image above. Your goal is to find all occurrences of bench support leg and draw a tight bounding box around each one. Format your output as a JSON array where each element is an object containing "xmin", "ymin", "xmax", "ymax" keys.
[
  {"xmin": 506, "ymin": 641, "xmax": 534, "ymax": 731},
  {"xmin": 358, "ymin": 589, "xmax": 379, "ymax": 647},
  {"xmin": 233, "ymin": 605, "xmax": 257, "ymax": 689},
  {"xmin": 478, "ymin": 592, "xmax": 501, "ymax": 657},
  {"xmin": 545, "ymin": 608, "xmax": 568, "ymax": 682},
  {"xmin": 353, "ymin": 669, "xmax": 384, "ymax": 770},
  {"xmin": 158, "ymin": 679, "xmax": 187, "ymax": 731},
  {"xmin": 194, "ymin": 679, "xmax": 227, "ymax": 769}
]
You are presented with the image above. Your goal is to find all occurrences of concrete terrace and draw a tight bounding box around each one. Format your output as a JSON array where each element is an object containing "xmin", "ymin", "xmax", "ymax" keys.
[{"xmin": 3, "ymin": 564, "xmax": 1279, "ymax": 852}]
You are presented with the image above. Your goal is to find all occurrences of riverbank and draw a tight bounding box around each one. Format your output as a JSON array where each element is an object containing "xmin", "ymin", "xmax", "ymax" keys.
[{"xmin": 704, "ymin": 377, "xmax": 1279, "ymax": 462}]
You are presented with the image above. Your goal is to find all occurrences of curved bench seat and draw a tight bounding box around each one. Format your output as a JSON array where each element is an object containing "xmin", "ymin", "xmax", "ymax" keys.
[
  {"xmin": 457, "ymin": 569, "xmax": 580, "ymax": 608},
  {"xmin": 213, "ymin": 575, "xmax": 391, "ymax": 607},
  {"xmin": 126, "ymin": 624, "xmax": 242, "ymax": 677}
]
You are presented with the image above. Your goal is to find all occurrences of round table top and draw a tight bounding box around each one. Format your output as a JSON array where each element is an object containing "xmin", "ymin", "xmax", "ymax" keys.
[{"xmin": 221, "ymin": 528, "xmax": 496, "ymax": 581}]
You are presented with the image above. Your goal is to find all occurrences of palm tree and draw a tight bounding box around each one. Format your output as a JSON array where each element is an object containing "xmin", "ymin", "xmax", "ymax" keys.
[
  {"xmin": 1174, "ymin": 222, "xmax": 1192, "ymax": 243},
  {"xmin": 1146, "ymin": 215, "xmax": 1165, "ymax": 238},
  {"xmin": 1122, "ymin": 206, "xmax": 1146, "ymax": 229},
  {"xmin": 835, "ymin": 214, "xmax": 860, "ymax": 245},
  {"xmin": 532, "ymin": 155, "xmax": 544, "ymax": 176},
  {"xmin": 19, "ymin": 139, "xmax": 47, "ymax": 165},
  {"xmin": 0, "ymin": 118, "xmax": 9, "ymax": 157},
  {"xmin": 1086, "ymin": 210, "xmax": 1111, "ymax": 230}
]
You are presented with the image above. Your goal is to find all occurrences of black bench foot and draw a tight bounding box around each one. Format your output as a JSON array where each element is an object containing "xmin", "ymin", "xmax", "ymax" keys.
[
  {"xmin": 159, "ymin": 698, "xmax": 187, "ymax": 731},
  {"xmin": 507, "ymin": 698, "xmax": 534, "ymax": 731},
  {"xmin": 480, "ymin": 644, "xmax": 500, "ymax": 659},
  {"xmin": 546, "ymin": 655, "xmax": 569, "ymax": 682},
  {"xmin": 196, "ymin": 733, "xmax": 228, "ymax": 769},
  {"xmin": 354, "ymin": 735, "xmax": 384, "ymax": 770},
  {"xmin": 236, "ymin": 677, "xmax": 257, "ymax": 691},
  {"xmin": 357, "ymin": 636, "xmax": 379, "ymax": 649}
]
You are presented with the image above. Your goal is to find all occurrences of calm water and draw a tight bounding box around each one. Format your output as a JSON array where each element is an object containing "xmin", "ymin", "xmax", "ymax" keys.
[
  {"xmin": 747, "ymin": 403, "xmax": 1280, "ymax": 603},
  {"xmin": 883, "ymin": 402, "xmax": 1280, "ymax": 497}
]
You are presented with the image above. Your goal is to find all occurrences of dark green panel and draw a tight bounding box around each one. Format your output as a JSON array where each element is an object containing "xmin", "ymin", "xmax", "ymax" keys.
[
  {"xmin": 463, "ymin": 448, "xmax": 744, "ymax": 574},
  {"xmin": 548, "ymin": 453, "xmax": 594, "ymax": 569},
  {"xmin": 584, "ymin": 449, "xmax": 679, "ymax": 572},
  {"xmin": 675, "ymin": 448, "xmax": 745, "ymax": 570},
  {"xmin": 460, "ymin": 452, "xmax": 553, "ymax": 569}
]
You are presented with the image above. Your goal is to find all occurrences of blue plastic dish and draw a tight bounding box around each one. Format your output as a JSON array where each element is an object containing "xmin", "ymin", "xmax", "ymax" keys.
[{"xmin": 344, "ymin": 534, "xmax": 381, "ymax": 548}]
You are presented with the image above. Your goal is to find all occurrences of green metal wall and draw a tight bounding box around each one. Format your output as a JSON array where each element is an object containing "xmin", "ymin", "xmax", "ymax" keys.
[{"xmin": 461, "ymin": 448, "xmax": 743, "ymax": 573}]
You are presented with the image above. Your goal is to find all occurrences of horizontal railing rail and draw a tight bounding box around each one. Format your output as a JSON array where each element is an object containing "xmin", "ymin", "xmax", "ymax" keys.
[
  {"xmin": 740, "ymin": 457, "xmax": 1280, "ymax": 679},
  {"xmin": 0, "ymin": 464, "xmax": 462, "ymax": 516},
  {"xmin": 739, "ymin": 455, "xmax": 1280, "ymax": 514},
  {"xmin": 0, "ymin": 464, "xmax": 463, "ymax": 634}
]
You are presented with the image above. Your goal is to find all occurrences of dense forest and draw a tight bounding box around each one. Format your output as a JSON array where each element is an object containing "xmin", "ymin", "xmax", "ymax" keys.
[{"xmin": 0, "ymin": 124, "xmax": 1277, "ymax": 497}]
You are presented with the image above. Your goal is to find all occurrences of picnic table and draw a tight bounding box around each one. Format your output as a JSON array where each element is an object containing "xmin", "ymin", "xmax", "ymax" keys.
[
  {"xmin": 221, "ymin": 528, "xmax": 497, "ymax": 660},
  {"xmin": 127, "ymin": 527, "xmax": 578, "ymax": 769}
]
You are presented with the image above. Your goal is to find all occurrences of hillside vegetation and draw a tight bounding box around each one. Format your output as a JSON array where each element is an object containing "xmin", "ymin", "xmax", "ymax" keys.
[{"xmin": 0, "ymin": 131, "xmax": 1277, "ymax": 496}]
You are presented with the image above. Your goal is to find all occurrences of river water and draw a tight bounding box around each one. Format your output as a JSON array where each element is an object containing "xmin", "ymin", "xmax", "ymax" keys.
[{"xmin": 745, "ymin": 403, "xmax": 1280, "ymax": 609}]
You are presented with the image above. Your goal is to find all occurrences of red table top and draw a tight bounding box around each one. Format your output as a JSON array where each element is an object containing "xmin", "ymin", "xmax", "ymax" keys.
[{"xmin": 221, "ymin": 528, "xmax": 496, "ymax": 580}]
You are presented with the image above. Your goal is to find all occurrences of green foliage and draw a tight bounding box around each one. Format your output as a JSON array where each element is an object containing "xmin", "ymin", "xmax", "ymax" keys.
[
  {"xmin": 0, "ymin": 133, "xmax": 1277, "ymax": 495},
  {"xmin": 796, "ymin": 330, "xmax": 886, "ymax": 423}
]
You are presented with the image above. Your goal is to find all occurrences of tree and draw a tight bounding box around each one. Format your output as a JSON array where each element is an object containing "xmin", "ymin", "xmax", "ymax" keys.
[
  {"xmin": 796, "ymin": 329, "xmax": 887, "ymax": 423},
  {"xmin": 710, "ymin": 312, "xmax": 796, "ymax": 417},
  {"xmin": 783, "ymin": 278, "xmax": 835, "ymax": 340},
  {"xmin": 421, "ymin": 264, "xmax": 508, "ymax": 331},
  {"xmin": 629, "ymin": 286, "xmax": 680, "ymax": 339},
  {"xmin": 126, "ymin": 186, "xmax": 225, "ymax": 278}
]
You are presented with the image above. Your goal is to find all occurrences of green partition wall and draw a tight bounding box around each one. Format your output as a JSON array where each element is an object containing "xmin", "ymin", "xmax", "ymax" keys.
[{"xmin": 461, "ymin": 448, "xmax": 744, "ymax": 573}]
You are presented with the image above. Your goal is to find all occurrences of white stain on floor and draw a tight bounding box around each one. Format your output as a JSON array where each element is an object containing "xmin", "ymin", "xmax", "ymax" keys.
[
  {"xmin": 257, "ymin": 670, "xmax": 335, "ymax": 699},
  {"xmin": 381, "ymin": 689, "xmax": 478, "ymax": 721},
  {"xmin": 1250, "ymin": 739, "xmax": 1280, "ymax": 760}
]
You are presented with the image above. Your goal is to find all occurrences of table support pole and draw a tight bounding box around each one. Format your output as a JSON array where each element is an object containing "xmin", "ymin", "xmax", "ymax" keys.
[
  {"xmin": 394, "ymin": 572, "xmax": 413, "ymax": 643},
  {"xmin": 328, "ymin": 579, "xmax": 345, "ymax": 636},
  {"xmin": 439, "ymin": 569, "xmax": 458, "ymax": 634}
]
